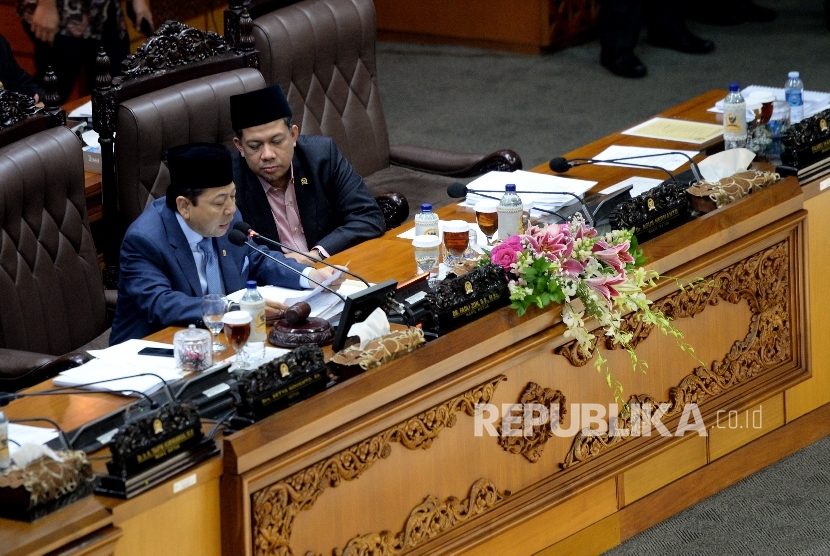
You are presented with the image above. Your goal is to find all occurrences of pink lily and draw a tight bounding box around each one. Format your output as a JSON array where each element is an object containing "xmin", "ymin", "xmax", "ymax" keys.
[{"xmin": 592, "ymin": 241, "xmax": 634, "ymax": 272}]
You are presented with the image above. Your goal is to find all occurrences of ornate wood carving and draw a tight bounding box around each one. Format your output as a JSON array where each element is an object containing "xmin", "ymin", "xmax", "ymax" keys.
[
  {"xmin": 120, "ymin": 21, "xmax": 232, "ymax": 79},
  {"xmin": 0, "ymin": 89, "xmax": 38, "ymax": 129},
  {"xmin": 561, "ymin": 240, "xmax": 792, "ymax": 468},
  {"xmin": 251, "ymin": 375, "xmax": 507, "ymax": 556},
  {"xmin": 332, "ymin": 478, "xmax": 510, "ymax": 556},
  {"xmin": 498, "ymin": 382, "xmax": 566, "ymax": 463}
]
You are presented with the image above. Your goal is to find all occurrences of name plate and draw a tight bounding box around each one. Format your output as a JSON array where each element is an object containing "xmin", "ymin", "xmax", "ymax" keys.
[
  {"xmin": 237, "ymin": 345, "xmax": 332, "ymax": 420},
  {"xmin": 781, "ymin": 108, "xmax": 830, "ymax": 181},
  {"xmin": 608, "ymin": 181, "xmax": 690, "ymax": 243},
  {"xmin": 426, "ymin": 264, "xmax": 509, "ymax": 334},
  {"xmin": 107, "ymin": 402, "xmax": 203, "ymax": 477}
]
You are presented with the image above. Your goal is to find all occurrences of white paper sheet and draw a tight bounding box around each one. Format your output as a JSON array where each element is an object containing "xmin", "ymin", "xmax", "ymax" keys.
[
  {"xmin": 8, "ymin": 423, "xmax": 60, "ymax": 453},
  {"xmin": 601, "ymin": 176, "xmax": 665, "ymax": 198},
  {"xmin": 56, "ymin": 340, "xmax": 182, "ymax": 395},
  {"xmin": 68, "ymin": 100, "xmax": 93, "ymax": 119},
  {"xmin": 590, "ymin": 146, "xmax": 700, "ymax": 172},
  {"xmin": 458, "ymin": 170, "xmax": 596, "ymax": 208}
]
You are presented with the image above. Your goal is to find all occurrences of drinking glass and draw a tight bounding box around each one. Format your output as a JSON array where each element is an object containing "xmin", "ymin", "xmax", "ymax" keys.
[
  {"xmin": 201, "ymin": 294, "xmax": 227, "ymax": 353},
  {"xmin": 413, "ymin": 235, "xmax": 441, "ymax": 286},
  {"xmin": 222, "ymin": 310, "xmax": 252, "ymax": 368},
  {"xmin": 474, "ymin": 200, "xmax": 499, "ymax": 244},
  {"xmin": 442, "ymin": 220, "xmax": 470, "ymax": 266}
]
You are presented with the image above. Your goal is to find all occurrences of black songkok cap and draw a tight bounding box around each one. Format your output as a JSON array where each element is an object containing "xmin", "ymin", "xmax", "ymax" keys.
[
  {"xmin": 166, "ymin": 143, "xmax": 233, "ymax": 192},
  {"xmin": 229, "ymin": 84, "xmax": 293, "ymax": 131}
]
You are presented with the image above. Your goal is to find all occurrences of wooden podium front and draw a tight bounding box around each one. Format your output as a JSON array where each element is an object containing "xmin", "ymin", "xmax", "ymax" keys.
[{"xmin": 219, "ymin": 170, "xmax": 811, "ymax": 555}]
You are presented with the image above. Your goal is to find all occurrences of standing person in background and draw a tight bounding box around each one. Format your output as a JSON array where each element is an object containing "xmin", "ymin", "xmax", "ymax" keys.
[
  {"xmin": 15, "ymin": 0, "xmax": 153, "ymax": 101},
  {"xmin": 599, "ymin": 0, "xmax": 714, "ymax": 78},
  {"xmin": 0, "ymin": 33, "xmax": 44, "ymax": 102}
]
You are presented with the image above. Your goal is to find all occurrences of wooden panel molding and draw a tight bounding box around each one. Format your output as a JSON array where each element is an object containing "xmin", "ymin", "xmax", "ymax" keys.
[
  {"xmin": 562, "ymin": 236, "xmax": 798, "ymax": 469},
  {"xmin": 497, "ymin": 382, "xmax": 566, "ymax": 463},
  {"xmin": 332, "ymin": 478, "xmax": 509, "ymax": 556},
  {"xmin": 250, "ymin": 375, "xmax": 506, "ymax": 556}
]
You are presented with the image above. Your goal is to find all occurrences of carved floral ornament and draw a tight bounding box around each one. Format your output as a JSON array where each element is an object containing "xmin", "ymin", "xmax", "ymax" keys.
[
  {"xmin": 0, "ymin": 89, "xmax": 38, "ymax": 129},
  {"xmin": 498, "ymin": 382, "xmax": 566, "ymax": 463},
  {"xmin": 251, "ymin": 375, "xmax": 506, "ymax": 556},
  {"xmin": 557, "ymin": 239, "xmax": 792, "ymax": 468}
]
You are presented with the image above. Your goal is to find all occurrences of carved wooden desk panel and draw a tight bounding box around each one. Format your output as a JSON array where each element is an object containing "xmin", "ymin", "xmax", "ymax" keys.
[{"xmin": 220, "ymin": 171, "xmax": 808, "ymax": 555}]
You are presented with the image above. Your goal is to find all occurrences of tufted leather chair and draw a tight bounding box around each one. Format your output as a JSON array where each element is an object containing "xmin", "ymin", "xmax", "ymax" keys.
[
  {"xmin": 225, "ymin": 0, "xmax": 522, "ymax": 220},
  {"xmin": 0, "ymin": 125, "xmax": 109, "ymax": 391},
  {"xmin": 114, "ymin": 68, "xmax": 267, "ymax": 226}
]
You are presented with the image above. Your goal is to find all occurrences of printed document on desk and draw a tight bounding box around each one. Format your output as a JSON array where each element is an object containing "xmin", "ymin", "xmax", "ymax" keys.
[
  {"xmin": 592, "ymin": 146, "xmax": 699, "ymax": 172},
  {"xmin": 709, "ymin": 85, "xmax": 830, "ymax": 118},
  {"xmin": 459, "ymin": 170, "xmax": 596, "ymax": 208},
  {"xmin": 54, "ymin": 339, "xmax": 181, "ymax": 395}
]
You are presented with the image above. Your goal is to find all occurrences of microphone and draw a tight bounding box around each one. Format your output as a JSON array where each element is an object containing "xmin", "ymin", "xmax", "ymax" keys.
[
  {"xmin": 232, "ymin": 222, "xmax": 370, "ymax": 288},
  {"xmin": 447, "ymin": 182, "xmax": 589, "ymax": 226},
  {"xmin": 227, "ymin": 229, "xmax": 347, "ymax": 301},
  {"xmin": 550, "ymin": 151, "xmax": 703, "ymax": 183}
]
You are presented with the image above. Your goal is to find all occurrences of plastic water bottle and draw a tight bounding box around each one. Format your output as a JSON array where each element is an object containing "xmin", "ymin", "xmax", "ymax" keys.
[
  {"xmin": 723, "ymin": 83, "xmax": 747, "ymax": 150},
  {"xmin": 785, "ymin": 71, "xmax": 804, "ymax": 124},
  {"xmin": 0, "ymin": 408, "xmax": 9, "ymax": 470},
  {"xmin": 414, "ymin": 203, "xmax": 439, "ymax": 237},
  {"xmin": 239, "ymin": 280, "xmax": 266, "ymax": 363},
  {"xmin": 497, "ymin": 184, "xmax": 523, "ymax": 238}
]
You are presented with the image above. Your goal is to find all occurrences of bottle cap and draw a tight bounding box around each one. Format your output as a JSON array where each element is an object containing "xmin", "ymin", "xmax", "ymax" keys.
[
  {"xmin": 729, "ymin": 83, "xmax": 740, "ymax": 92},
  {"xmin": 246, "ymin": 280, "xmax": 257, "ymax": 289},
  {"xmin": 420, "ymin": 203, "xmax": 432, "ymax": 212},
  {"xmin": 788, "ymin": 71, "xmax": 800, "ymax": 79},
  {"xmin": 505, "ymin": 184, "xmax": 516, "ymax": 192}
]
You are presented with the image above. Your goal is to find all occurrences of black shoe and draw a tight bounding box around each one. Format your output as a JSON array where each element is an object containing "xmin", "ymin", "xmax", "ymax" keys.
[
  {"xmin": 600, "ymin": 52, "xmax": 647, "ymax": 78},
  {"xmin": 647, "ymin": 28, "xmax": 715, "ymax": 54}
]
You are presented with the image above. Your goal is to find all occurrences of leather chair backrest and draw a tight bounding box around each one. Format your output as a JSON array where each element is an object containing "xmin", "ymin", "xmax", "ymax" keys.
[
  {"xmin": 0, "ymin": 127, "xmax": 107, "ymax": 355},
  {"xmin": 252, "ymin": 0, "xmax": 391, "ymax": 177},
  {"xmin": 115, "ymin": 68, "xmax": 267, "ymax": 225}
]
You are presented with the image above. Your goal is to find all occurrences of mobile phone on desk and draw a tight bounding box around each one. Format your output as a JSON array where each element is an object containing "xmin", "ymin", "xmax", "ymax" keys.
[{"xmin": 137, "ymin": 347, "xmax": 174, "ymax": 357}]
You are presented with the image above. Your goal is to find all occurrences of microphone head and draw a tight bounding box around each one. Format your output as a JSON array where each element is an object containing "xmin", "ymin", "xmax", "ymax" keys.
[
  {"xmin": 447, "ymin": 182, "xmax": 469, "ymax": 198},
  {"xmin": 233, "ymin": 221, "xmax": 252, "ymax": 235},
  {"xmin": 228, "ymin": 229, "xmax": 248, "ymax": 246},
  {"xmin": 549, "ymin": 157, "xmax": 571, "ymax": 173}
]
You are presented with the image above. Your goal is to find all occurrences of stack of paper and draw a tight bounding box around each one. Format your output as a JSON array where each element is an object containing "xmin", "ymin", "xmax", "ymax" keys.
[
  {"xmin": 709, "ymin": 85, "xmax": 830, "ymax": 119},
  {"xmin": 55, "ymin": 339, "xmax": 181, "ymax": 396},
  {"xmin": 8, "ymin": 423, "xmax": 60, "ymax": 454},
  {"xmin": 458, "ymin": 170, "xmax": 596, "ymax": 211}
]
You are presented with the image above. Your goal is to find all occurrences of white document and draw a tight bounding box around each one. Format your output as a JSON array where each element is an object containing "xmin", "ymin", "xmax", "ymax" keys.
[
  {"xmin": 68, "ymin": 100, "xmax": 93, "ymax": 119},
  {"xmin": 709, "ymin": 85, "xmax": 830, "ymax": 118},
  {"xmin": 601, "ymin": 176, "xmax": 664, "ymax": 198},
  {"xmin": 227, "ymin": 270, "xmax": 342, "ymax": 307},
  {"xmin": 8, "ymin": 423, "xmax": 60, "ymax": 453},
  {"xmin": 459, "ymin": 170, "xmax": 596, "ymax": 208},
  {"xmin": 56, "ymin": 339, "xmax": 181, "ymax": 396},
  {"xmin": 591, "ymin": 146, "xmax": 699, "ymax": 172}
]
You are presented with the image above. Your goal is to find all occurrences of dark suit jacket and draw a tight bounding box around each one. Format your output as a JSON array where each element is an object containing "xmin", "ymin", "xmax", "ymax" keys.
[
  {"xmin": 110, "ymin": 198, "xmax": 308, "ymax": 344},
  {"xmin": 233, "ymin": 135, "xmax": 385, "ymax": 256},
  {"xmin": 0, "ymin": 34, "xmax": 44, "ymax": 98}
]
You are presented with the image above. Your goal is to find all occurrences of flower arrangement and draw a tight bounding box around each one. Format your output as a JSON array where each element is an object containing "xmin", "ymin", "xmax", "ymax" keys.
[{"xmin": 485, "ymin": 216, "xmax": 694, "ymax": 400}]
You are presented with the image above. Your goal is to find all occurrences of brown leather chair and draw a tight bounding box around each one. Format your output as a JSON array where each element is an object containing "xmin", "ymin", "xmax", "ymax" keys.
[
  {"xmin": 0, "ymin": 91, "xmax": 109, "ymax": 391},
  {"xmin": 92, "ymin": 20, "xmax": 262, "ymax": 284},
  {"xmin": 224, "ymin": 0, "xmax": 522, "ymax": 221}
]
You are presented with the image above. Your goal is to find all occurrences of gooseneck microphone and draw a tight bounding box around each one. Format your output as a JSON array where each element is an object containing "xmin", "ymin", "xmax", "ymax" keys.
[
  {"xmin": 447, "ymin": 182, "xmax": 588, "ymax": 226},
  {"xmin": 227, "ymin": 229, "xmax": 347, "ymax": 301},
  {"xmin": 549, "ymin": 150, "xmax": 703, "ymax": 183},
  {"xmin": 232, "ymin": 222, "xmax": 370, "ymax": 287}
]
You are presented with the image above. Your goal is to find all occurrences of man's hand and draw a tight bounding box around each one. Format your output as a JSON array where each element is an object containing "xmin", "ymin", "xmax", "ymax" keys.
[
  {"xmin": 31, "ymin": 0, "xmax": 60, "ymax": 45},
  {"xmin": 264, "ymin": 298, "xmax": 289, "ymax": 321},
  {"xmin": 131, "ymin": 0, "xmax": 153, "ymax": 29},
  {"xmin": 33, "ymin": 94, "xmax": 45, "ymax": 109},
  {"xmin": 308, "ymin": 266, "xmax": 347, "ymax": 289}
]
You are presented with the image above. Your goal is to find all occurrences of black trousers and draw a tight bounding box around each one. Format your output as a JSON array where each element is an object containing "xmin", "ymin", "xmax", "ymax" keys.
[
  {"xmin": 599, "ymin": 0, "xmax": 685, "ymax": 57},
  {"xmin": 23, "ymin": 1, "xmax": 129, "ymax": 102}
]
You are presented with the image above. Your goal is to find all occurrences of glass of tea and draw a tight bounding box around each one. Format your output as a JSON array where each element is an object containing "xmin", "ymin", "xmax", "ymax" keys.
[
  {"xmin": 222, "ymin": 310, "xmax": 253, "ymax": 368},
  {"xmin": 474, "ymin": 200, "xmax": 499, "ymax": 244},
  {"xmin": 442, "ymin": 220, "xmax": 470, "ymax": 266}
]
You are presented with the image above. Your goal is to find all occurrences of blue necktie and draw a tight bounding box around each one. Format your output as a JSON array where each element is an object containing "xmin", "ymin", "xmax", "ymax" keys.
[{"xmin": 198, "ymin": 237, "xmax": 224, "ymax": 295}]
